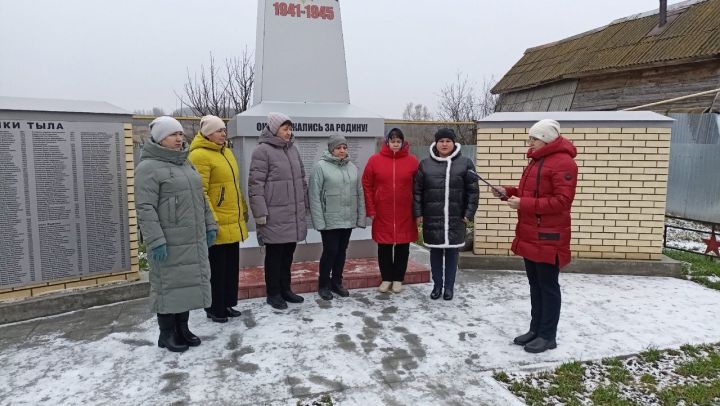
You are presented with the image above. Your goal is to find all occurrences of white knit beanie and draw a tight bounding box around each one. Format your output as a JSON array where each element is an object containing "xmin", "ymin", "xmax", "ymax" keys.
[
  {"xmin": 150, "ymin": 116, "xmax": 184, "ymax": 143},
  {"xmin": 200, "ymin": 115, "xmax": 226, "ymax": 137},
  {"xmin": 529, "ymin": 119, "xmax": 561, "ymax": 143},
  {"xmin": 267, "ymin": 112, "xmax": 292, "ymax": 135}
]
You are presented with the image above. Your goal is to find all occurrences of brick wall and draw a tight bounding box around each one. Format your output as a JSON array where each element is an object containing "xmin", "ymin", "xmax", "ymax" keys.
[
  {"xmin": 474, "ymin": 125, "xmax": 671, "ymax": 261},
  {"xmin": 0, "ymin": 123, "xmax": 140, "ymax": 302}
]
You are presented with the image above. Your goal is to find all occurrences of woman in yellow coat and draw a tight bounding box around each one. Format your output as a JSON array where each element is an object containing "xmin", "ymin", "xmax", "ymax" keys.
[{"xmin": 189, "ymin": 115, "xmax": 249, "ymax": 323}]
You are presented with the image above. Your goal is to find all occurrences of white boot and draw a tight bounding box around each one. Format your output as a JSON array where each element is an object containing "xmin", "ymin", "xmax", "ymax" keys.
[
  {"xmin": 378, "ymin": 281, "xmax": 391, "ymax": 293},
  {"xmin": 391, "ymin": 281, "xmax": 402, "ymax": 293}
]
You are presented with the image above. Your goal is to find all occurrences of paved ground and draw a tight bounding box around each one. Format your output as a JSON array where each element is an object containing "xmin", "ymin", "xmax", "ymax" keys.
[{"xmin": 1, "ymin": 269, "xmax": 719, "ymax": 405}]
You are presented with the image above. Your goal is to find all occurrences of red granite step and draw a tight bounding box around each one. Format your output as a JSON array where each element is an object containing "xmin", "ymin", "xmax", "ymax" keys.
[{"xmin": 237, "ymin": 257, "xmax": 430, "ymax": 299}]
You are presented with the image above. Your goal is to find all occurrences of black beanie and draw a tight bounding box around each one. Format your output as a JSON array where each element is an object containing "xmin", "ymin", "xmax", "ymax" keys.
[{"xmin": 434, "ymin": 128, "xmax": 457, "ymax": 143}]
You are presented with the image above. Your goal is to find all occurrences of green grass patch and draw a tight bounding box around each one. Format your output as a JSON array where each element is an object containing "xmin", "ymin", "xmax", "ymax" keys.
[
  {"xmin": 663, "ymin": 249, "xmax": 720, "ymax": 291},
  {"xmin": 590, "ymin": 384, "xmax": 638, "ymax": 406},
  {"xmin": 639, "ymin": 374, "xmax": 657, "ymax": 385},
  {"xmin": 602, "ymin": 357, "xmax": 623, "ymax": 367},
  {"xmin": 657, "ymin": 379, "xmax": 720, "ymax": 406},
  {"xmin": 607, "ymin": 365, "xmax": 632, "ymax": 384},
  {"xmin": 675, "ymin": 351, "xmax": 720, "ymax": 378},
  {"xmin": 640, "ymin": 347, "xmax": 662, "ymax": 363},
  {"xmin": 508, "ymin": 382, "xmax": 547, "ymax": 406},
  {"xmin": 681, "ymin": 344, "xmax": 701, "ymax": 357},
  {"xmin": 492, "ymin": 370, "xmax": 510, "ymax": 383},
  {"xmin": 548, "ymin": 361, "xmax": 585, "ymax": 401}
]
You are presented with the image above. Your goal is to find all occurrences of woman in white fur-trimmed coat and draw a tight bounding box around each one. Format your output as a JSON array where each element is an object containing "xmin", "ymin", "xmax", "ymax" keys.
[{"xmin": 413, "ymin": 128, "xmax": 479, "ymax": 301}]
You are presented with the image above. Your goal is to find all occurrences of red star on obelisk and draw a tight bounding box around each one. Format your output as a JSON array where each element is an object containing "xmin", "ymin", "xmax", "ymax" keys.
[{"xmin": 702, "ymin": 227, "xmax": 720, "ymax": 256}]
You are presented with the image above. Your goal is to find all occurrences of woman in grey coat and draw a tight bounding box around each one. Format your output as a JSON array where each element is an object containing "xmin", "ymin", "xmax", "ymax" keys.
[
  {"xmin": 308, "ymin": 134, "xmax": 366, "ymax": 301},
  {"xmin": 248, "ymin": 112, "xmax": 308, "ymax": 310},
  {"xmin": 135, "ymin": 116, "xmax": 218, "ymax": 352}
]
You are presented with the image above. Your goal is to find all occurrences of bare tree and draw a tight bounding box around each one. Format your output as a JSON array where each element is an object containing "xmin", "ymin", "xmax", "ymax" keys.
[
  {"xmin": 177, "ymin": 49, "xmax": 254, "ymax": 118},
  {"xmin": 477, "ymin": 76, "xmax": 499, "ymax": 119},
  {"xmin": 402, "ymin": 102, "xmax": 433, "ymax": 120},
  {"xmin": 437, "ymin": 72, "xmax": 498, "ymax": 144},
  {"xmin": 133, "ymin": 107, "xmax": 166, "ymax": 116},
  {"xmin": 225, "ymin": 47, "xmax": 255, "ymax": 114}
]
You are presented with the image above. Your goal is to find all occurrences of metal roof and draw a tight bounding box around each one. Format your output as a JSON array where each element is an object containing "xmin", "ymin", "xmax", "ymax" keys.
[
  {"xmin": 493, "ymin": 0, "xmax": 720, "ymax": 94},
  {"xmin": 479, "ymin": 111, "xmax": 674, "ymax": 124},
  {"xmin": 0, "ymin": 96, "xmax": 130, "ymax": 115}
]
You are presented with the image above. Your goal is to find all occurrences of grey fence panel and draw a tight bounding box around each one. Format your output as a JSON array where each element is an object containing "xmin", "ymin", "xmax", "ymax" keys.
[
  {"xmin": 665, "ymin": 113, "xmax": 720, "ymax": 223},
  {"xmin": 666, "ymin": 144, "xmax": 720, "ymax": 223}
]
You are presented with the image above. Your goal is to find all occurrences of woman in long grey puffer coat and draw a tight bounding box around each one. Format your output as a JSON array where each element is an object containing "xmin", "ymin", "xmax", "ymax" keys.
[
  {"xmin": 135, "ymin": 116, "xmax": 218, "ymax": 353},
  {"xmin": 248, "ymin": 112, "xmax": 308, "ymax": 310}
]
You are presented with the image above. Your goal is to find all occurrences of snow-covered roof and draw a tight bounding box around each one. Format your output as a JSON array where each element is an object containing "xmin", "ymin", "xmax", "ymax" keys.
[
  {"xmin": 477, "ymin": 111, "xmax": 674, "ymax": 127},
  {"xmin": 0, "ymin": 96, "xmax": 130, "ymax": 115}
]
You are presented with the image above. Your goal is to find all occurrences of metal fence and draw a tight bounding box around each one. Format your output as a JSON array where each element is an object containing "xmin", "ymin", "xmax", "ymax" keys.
[{"xmin": 665, "ymin": 113, "xmax": 720, "ymax": 224}]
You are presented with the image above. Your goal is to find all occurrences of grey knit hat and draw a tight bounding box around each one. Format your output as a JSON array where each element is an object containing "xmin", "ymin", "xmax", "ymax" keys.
[
  {"xmin": 327, "ymin": 134, "xmax": 348, "ymax": 153},
  {"xmin": 267, "ymin": 112, "xmax": 292, "ymax": 135},
  {"xmin": 149, "ymin": 116, "xmax": 184, "ymax": 143}
]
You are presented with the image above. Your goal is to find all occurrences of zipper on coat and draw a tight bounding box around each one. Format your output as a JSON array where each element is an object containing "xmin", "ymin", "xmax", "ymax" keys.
[
  {"xmin": 221, "ymin": 146, "xmax": 246, "ymax": 241},
  {"xmin": 182, "ymin": 161, "xmax": 203, "ymax": 260},
  {"xmin": 284, "ymin": 146, "xmax": 300, "ymax": 241},
  {"xmin": 392, "ymin": 152, "xmax": 396, "ymax": 243}
]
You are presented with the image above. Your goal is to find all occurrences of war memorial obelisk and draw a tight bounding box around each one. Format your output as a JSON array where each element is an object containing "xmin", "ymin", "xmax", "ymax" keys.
[{"xmin": 229, "ymin": 0, "xmax": 384, "ymax": 266}]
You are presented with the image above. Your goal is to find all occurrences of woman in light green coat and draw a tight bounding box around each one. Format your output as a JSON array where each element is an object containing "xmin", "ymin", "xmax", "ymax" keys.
[
  {"xmin": 308, "ymin": 134, "xmax": 366, "ymax": 301},
  {"xmin": 135, "ymin": 116, "xmax": 218, "ymax": 353}
]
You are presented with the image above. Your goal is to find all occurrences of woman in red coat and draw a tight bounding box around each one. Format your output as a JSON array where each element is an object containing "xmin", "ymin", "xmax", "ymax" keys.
[
  {"xmin": 362, "ymin": 128, "xmax": 418, "ymax": 294},
  {"xmin": 494, "ymin": 119, "xmax": 577, "ymax": 354}
]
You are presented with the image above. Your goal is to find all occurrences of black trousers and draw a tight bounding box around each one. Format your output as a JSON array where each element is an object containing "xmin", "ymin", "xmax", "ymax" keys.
[
  {"xmin": 264, "ymin": 242, "xmax": 297, "ymax": 296},
  {"xmin": 377, "ymin": 243, "xmax": 410, "ymax": 282},
  {"xmin": 206, "ymin": 243, "xmax": 240, "ymax": 317},
  {"xmin": 524, "ymin": 258, "xmax": 561, "ymax": 340},
  {"xmin": 319, "ymin": 228, "xmax": 352, "ymax": 288}
]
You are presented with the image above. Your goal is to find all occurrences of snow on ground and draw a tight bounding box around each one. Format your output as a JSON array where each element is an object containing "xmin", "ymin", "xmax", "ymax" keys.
[
  {"xmin": 665, "ymin": 217, "xmax": 717, "ymax": 255},
  {"xmin": 1, "ymin": 271, "xmax": 719, "ymax": 405}
]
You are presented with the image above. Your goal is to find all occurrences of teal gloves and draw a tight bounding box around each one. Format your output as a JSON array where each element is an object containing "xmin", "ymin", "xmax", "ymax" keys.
[
  {"xmin": 150, "ymin": 245, "xmax": 167, "ymax": 263},
  {"xmin": 207, "ymin": 230, "xmax": 217, "ymax": 247}
]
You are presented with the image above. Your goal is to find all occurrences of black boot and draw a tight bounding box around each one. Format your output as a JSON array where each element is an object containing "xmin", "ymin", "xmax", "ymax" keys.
[
  {"xmin": 318, "ymin": 287, "xmax": 333, "ymax": 301},
  {"xmin": 226, "ymin": 307, "xmax": 242, "ymax": 317},
  {"xmin": 524, "ymin": 337, "xmax": 557, "ymax": 353},
  {"xmin": 513, "ymin": 331, "xmax": 537, "ymax": 346},
  {"xmin": 430, "ymin": 286, "xmax": 442, "ymax": 300},
  {"xmin": 331, "ymin": 283, "xmax": 349, "ymax": 297},
  {"xmin": 443, "ymin": 288, "xmax": 454, "ymax": 301},
  {"xmin": 175, "ymin": 312, "xmax": 201, "ymax": 347},
  {"xmin": 267, "ymin": 294, "xmax": 288, "ymax": 310},
  {"xmin": 157, "ymin": 314, "xmax": 188, "ymax": 353},
  {"xmin": 205, "ymin": 310, "xmax": 228, "ymax": 323},
  {"xmin": 281, "ymin": 290, "xmax": 304, "ymax": 303}
]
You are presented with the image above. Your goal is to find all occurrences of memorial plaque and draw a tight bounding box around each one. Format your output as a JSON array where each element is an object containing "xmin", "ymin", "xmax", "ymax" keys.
[{"xmin": 0, "ymin": 119, "xmax": 130, "ymax": 288}]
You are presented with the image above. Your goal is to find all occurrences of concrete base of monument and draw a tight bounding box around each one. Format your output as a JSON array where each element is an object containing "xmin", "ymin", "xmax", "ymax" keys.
[
  {"xmin": 459, "ymin": 252, "xmax": 684, "ymax": 278},
  {"xmin": 239, "ymin": 228, "xmax": 377, "ymax": 267},
  {"xmin": 238, "ymin": 243, "xmax": 432, "ymax": 299},
  {"xmin": 238, "ymin": 257, "xmax": 430, "ymax": 299}
]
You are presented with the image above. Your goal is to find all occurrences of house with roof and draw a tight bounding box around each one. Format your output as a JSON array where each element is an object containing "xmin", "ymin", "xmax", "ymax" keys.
[
  {"xmin": 492, "ymin": 0, "xmax": 720, "ymax": 114},
  {"xmin": 489, "ymin": 0, "xmax": 720, "ymax": 247}
]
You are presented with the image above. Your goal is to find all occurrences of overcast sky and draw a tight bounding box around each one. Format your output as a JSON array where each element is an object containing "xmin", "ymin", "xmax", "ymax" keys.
[{"xmin": 0, "ymin": 0, "xmax": 674, "ymax": 118}]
